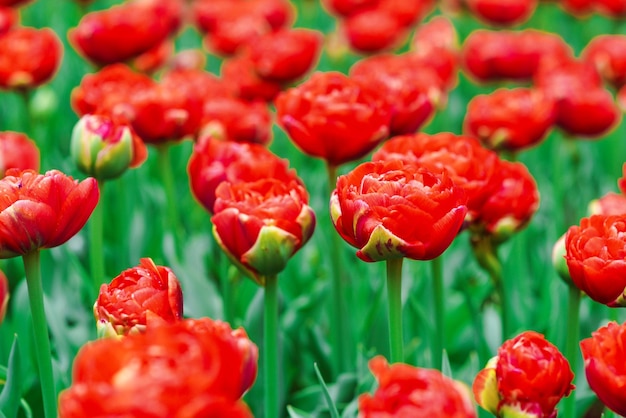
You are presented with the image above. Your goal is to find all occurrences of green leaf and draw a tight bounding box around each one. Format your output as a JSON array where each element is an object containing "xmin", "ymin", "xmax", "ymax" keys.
[
  {"xmin": 314, "ymin": 363, "xmax": 339, "ymax": 418},
  {"xmin": 441, "ymin": 350, "xmax": 452, "ymax": 378},
  {"xmin": 0, "ymin": 336, "xmax": 21, "ymax": 418},
  {"xmin": 286, "ymin": 406, "xmax": 315, "ymax": 418}
]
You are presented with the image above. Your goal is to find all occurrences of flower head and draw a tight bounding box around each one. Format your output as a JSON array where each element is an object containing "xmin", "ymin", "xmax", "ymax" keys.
[{"xmin": 0, "ymin": 131, "xmax": 40, "ymax": 177}]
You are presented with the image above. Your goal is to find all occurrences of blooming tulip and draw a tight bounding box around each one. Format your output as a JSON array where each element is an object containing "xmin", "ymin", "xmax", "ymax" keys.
[
  {"xmin": 589, "ymin": 163, "xmax": 626, "ymax": 216},
  {"xmin": 0, "ymin": 169, "xmax": 99, "ymax": 258},
  {"xmin": 0, "ymin": 27, "xmax": 62, "ymax": 90},
  {"xmin": 331, "ymin": 160, "xmax": 467, "ymax": 262},
  {"xmin": 565, "ymin": 214, "xmax": 626, "ymax": 306},
  {"xmin": 94, "ymin": 258, "xmax": 183, "ymax": 337},
  {"xmin": 342, "ymin": 9, "xmax": 408, "ymax": 53},
  {"xmin": 203, "ymin": 7, "xmax": 269, "ymax": 57},
  {"xmin": 58, "ymin": 317, "xmax": 257, "ymax": 418},
  {"xmin": 70, "ymin": 114, "xmax": 147, "ymax": 180},
  {"xmin": 0, "ymin": 7, "xmax": 16, "ymax": 35},
  {"xmin": 275, "ymin": 71, "xmax": 391, "ymax": 167},
  {"xmin": 464, "ymin": 88, "xmax": 556, "ymax": 152},
  {"xmin": 582, "ymin": 35, "xmax": 626, "ymax": 88},
  {"xmin": 580, "ymin": 321, "xmax": 626, "ymax": 416},
  {"xmin": 212, "ymin": 178, "xmax": 315, "ymax": 285},
  {"xmin": 359, "ymin": 356, "xmax": 477, "ymax": 417},
  {"xmin": 221, "ymin": 55, "xmax": 283, "ymax": 102},
  {"xmin": 466, "ymin": 0, "xmax": 538, "ymax": 26},
  {"xmin": 0, "ymin": 131, "xmax": 40, "ymax": 177},
  {"xmin": 473, "ymin": 331, "xmax": 574, "ymax": 417},
  {"xmin": 201, "ymin": 96, "xmax": 272, "ymax": 145},
  {"xmin": 69, "ymin": 0, "xmax": 182, "ymax": 66},
  {"xmin": 596, "ymin": 0, "xmax": 626, "ymax": 16},
  {"xmin": 323, "ymin": 0, "xmax": 378, "ymax": 17},
  {"xmin": 373, "ymin": 133, "xmax": 499, "ymax": 221}
]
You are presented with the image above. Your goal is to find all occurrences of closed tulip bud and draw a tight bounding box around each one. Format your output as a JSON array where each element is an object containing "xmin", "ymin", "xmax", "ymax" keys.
[
  {"xmin": 71, "ymin": 114, "xmax": 136, "ymax": 181},
  {"xmin": 551, "ymin": 234, "xmax": 572, "ymax": 284}
]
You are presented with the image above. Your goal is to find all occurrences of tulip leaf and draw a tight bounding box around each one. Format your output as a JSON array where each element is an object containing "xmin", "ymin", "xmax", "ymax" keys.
[
  {"xmin": 0, "ymin": 335, "xmax": 21, "ymax": 418},
  {"xmin": 314, "ymin": 363, "xmax": 340, "ymax": 418},
  {"xmin": 441, "ymin": 350, "xmax": 452, "ymax": 378},
  {"xmin": 286, "ymin": 406, "xmax": 315, "ymax": 418}
]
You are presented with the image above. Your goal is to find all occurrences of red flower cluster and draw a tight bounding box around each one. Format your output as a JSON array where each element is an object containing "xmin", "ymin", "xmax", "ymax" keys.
[
  {"xmin": 359, "ymin": 356, "xmax": 477, "ymax": 417},
  {"xmin": 466, "ymin": 0, "xmax": 538, "ymax": 26},
  {"xmin": 473, "ymin": 331, "xmax": 574, "ymax": 417},
  {"xmin": 94, "ymin": 258, "xmax": 184, "ymax": 337},
  {"xmin": 0, "ymin": 131, "xmax": 39, "ymax": 177},
  {"xmin": 58, "ymin": 318, "xmax": 258, "ymax": 418}
]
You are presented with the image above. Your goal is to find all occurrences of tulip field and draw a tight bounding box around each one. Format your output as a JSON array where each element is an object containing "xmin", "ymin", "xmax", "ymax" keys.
[{"xmin": 3, "ymin": 0, "xmax": 626, "ymax": 417}]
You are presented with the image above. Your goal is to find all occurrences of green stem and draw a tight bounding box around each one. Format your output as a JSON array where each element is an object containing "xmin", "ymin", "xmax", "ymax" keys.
[
  {"xmin": 563, "ymin": 285, "xmax": 581, "ymax": 418},
  {"xmin": 157, "ymin": 144, "xmax": 182, "ymax": 258},
  {"xmin": 386, "ymin": 258, "xmax": 404, "ymax": 363},
  {"xmin": 89, "ymin": 180, "xmax": 105, "ymax": 295},
  {"xmin": 23, "ymin": 250, "xmax": 57, "ymax": 418},
  {"xmin": 431, "ymin": 256, "xmax": 444, "ymax": 370},
  {"xmin": 264, "ymin": 275, "xmax": 280, "ymax": 418},
  {"xmin": 18, "ymin": 89, "xmax": 33, "ymax": 138},
  {"xmin": 327, "ymin": 164, "xmax": 352, "ymax": 376}
]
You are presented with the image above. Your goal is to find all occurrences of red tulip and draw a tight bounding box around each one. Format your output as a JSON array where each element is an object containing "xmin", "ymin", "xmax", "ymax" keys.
[
  {"xmin": 535, "ymin": 60, "xmax": 620, "ymax": 137},
  {"xmin": 0, "ymin": 0, "xmax": 30, "ymax": 7},
  {"xmin": 590, "ymin": 192, "xmax": 626, "ymax": 216},
  {"xmin": 203, "ymin": 6, "xmax": 269, "ymax": 57},
  {"xmin": 201, "ymin": 96, "xmax": 272, "ymax": 145},
  {"xmin": 94, "ymin": 258, "xmax": 183, "ymax": 337},
  {"xmin": 580, "ymin": 321, "xmax": 626, "ymax": 416},
  {"xmin": 250, "ymin": 0, "xmax": 294, "ymax": 30},
  {"xmin": 0, "ymin": 131, "xmax": 40, "ymax": 177},
  {"xmin": 560, "ymin": 0, "xmax": 595, "ymax": 16},
  {"xmin": 582, "ymin": 35, "xmax": 626, "ymax": 88},
  {"xmin": 247, "ymin": 28, "xmax": 323, "ymax": 83},
  {"xmin": 188, "ymin": 135, "xmax": 299, "ymax": 214},
  {"xmin": 0, "ymin": 6, "xmax": 16, "ymax": 35},
  {"xmin": 461, "ymin": 29, "xmax": 573, "ymax": 82},
  {"xmin": 0, "ymin": 170, "xmax": 99, "ymax": 258},
  {"xmin": 322, "ymin": 0, "xmax": 379, "ymax": 17},
  {"xmin": 58, "ymin": 317, "xmax": 257, "ymax": 418},
  {"xmin": 193, "ymin": 0, "xmax": 292, "ymax": 34},
  {"xmin": 596, "ymin": 0, "xmax": 626, "ymax": 16},
  {"xmin": 373, "ymin": 133, "xmax": 499, "ymax": 221},
  {"xmin": 359, "ymin": 356, "xmax": 477, "ymax": 417},
  {"xmin": 473, "ymin": 331, "xmax": 574, "ymax": 418},
  {"xmin": 463, "ymin": 88, "xmax": 556, "ymax": 152},
  {"xmin": 0, "ymin": 270, "xmax": 7, "ymax": 325},
  {"xmin": 69, "ymin": 0, "xmax": 182, "ymax": 66},
  {"xmin": 377, "ymin": 0, "xmax": 434, "ymax": 26},
  {"xmin": 466, "ymin": 0, "xmax": 538, "ymax": 26},
  {"xmin": 330, "ymin": 160, "xmax": 467, "ymax": 262},
  {"xmin": 132, "ymin": 40, "xmax": 174, "ymax": 75},
  {"xmin": 351, "ymin": 54, "xmax": 441, "ymax": 135},
  {"xmin": 161, "ymin": 67, "xmax": 232, "ymax": 106},
  {"xmin": 565, "ymin": 214, "xmax": 626, "ymax": 306},
  {"xmin": 212, "ymin": 178, "xmax": 315, "ymax": 284},
  {"xmin": 221, "ymin": 55, "xmax": 283, "ymax": 102},
  {"xmin": 275, "ymin": 71, "xmax": 391, "ymax": 167},
  {"xmin": 192, "ymin": 0, "xmax": 236, "ymax": 34},
  {"xmin": 71, "ymin": 63, "xmax": 154, "ymax": 119},
  {"xmin": 342, "ymin": 9, "xmax": 408, "ymax": 53},
  {"xmin": 0, "ymin": 27, "xmax": 62, "ymax": 90},
  {"xmin": 470, "ymin": 160, "xmax": 540, "ymax": 243}
]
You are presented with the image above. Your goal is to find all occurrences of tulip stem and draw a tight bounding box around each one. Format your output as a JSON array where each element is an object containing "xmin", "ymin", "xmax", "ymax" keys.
[
  {"xmin": 386, "ymin": 258, "xmax": 404, "ymax": 363},
  {"xmin": 157, "ymin": 144, "xmax": 182, "ymax": 259},
  {"xmin": 23, "ymin": 250, "xmax": 57, "ymax": 418},
  {"xmin": 563, "ymin": 285, "xmax": 581, "ymax": 418},
  {"xmin": 89, "ymin": 180, "xmax": 105, "ymax": 295},
  {"xmin": 264, "ymin": 274, "xmax": 280, "ymax": 418},
  {"xmin": 327, "ymin": 164, "xmax": 352, "ymax": 377},
  {"xmin": 431, "ymin": 256, "xmax": 444, "ymax": 370}
]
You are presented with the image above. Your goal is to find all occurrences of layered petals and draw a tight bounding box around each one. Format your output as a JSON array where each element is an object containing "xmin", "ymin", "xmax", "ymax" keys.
[{"xmin": 0, "ymin": 131, "xmax": 40, "ymax": 177}]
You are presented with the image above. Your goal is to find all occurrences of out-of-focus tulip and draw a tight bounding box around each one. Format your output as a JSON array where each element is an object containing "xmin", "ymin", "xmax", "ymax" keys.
[
  {"xmin": 0, "ymin": 0, "xmax": 30, "ymax": 7},
  {"xmin": 221, "ymin": 55, "xmax": 283, "ymax": 102},
  {"xmin": 565, "ymin": 214, "xmax": 626, "ymax": 306},
  {"xmin": 70, "ymin": 114, "xmax": 147, "ymax": 181},
  {"xmin": 350, "ymin": 54, "xmax": 441, "ymax": 135},
  {"xmin": 69, "ymin": 0, "xmax": 182, "ymax": 66},
  {"xmin": 250, "ymin": 0, "xmax": 294, "ymax": 30},
  {"xmin": 161, "ymin": 67, "xmax": 231, "ymax": 106},
  {"xmin": 58, "ymin": 317, "xmax": 257, "ymax": 418},
  {"xmin": 247, "ymin": 28, "xmax": 323, "ymax": 83},
  {"xmin": 193, "ymin": 0, "xmax": 292, "ymax": 34},
  {"xmin": 203, "ymin": 7, "xmax": 269, "ymax": 57},
  {"xmin": 473, "ymin": 331, "xmax": 574, "ymax": 418},
  {"xmin": 461, "ymin": 29, "xmax": 573, "ymax": 82},
  {"xmin": 322, "ymin": 0, "xmax": 379, "ymax": 17},
  {"xmin": 94, "ymin": 258, "xmax": 183, "ymax": 337},
  {"xmin": 580, "ymin": 321, "xmax": 626, "ymax": 416},
  {"xmin": 71, "ymin": 63, "xmax": 154, "ymax": 118},
  {"xmin": 466, "ymin": 0, "xmax": 538, "ymax": 26},
  {"xmin": 373, "ymin": 133, "xmax": 499, "ymax": 221},
  {"xmin": 0, "ymin": 131, "xmax": 40, "ymax": 177},
  {"xmin": 331, "ymin": 159, "xmax": 467, "ymax": 262},
  {"xmin": 358, "ymin": 356, "xmax": 477, "ymax": 417},
  {"xmin": 535, "ymin": 60, "xmax": 620, "ymax": 137},
  {"xmin": 560, "ymin": 0, "xmax": 595, "ymax": 16},
  {"xmin": 596, "ymin": 0, "xmax": 626, "ymax": 17},
  {"xmin": 463, "ymin": 88, "xmax": 556, "ymax": 152},
  {"xmin": 132, "ymin": 40, "xmax": 174, "ymax": 75},
  {"xmin": 342, "ymin": 9, "xmax": 408, "ymax": 53},
  {"xmin": 0, "ymin": 170, "xmax": 99, "ymax": 258},
  {"xmin": 275, "ymin": 71, "xmax": 391, "ymax": 167},
  {"xmin": 378, "ymin": 0, "xmax": 434, "ymax": 26},
  {"xmin": 582, "ymin": 35, "xmax": 626, "ymax": 88},
  {"xmin": 470, "ymin": 160, "xmax": 540, "ymax": 243},
  {"xmin": 0, "ymin": 270, "xmax": 7, "ymax": 325},
  {"xmin": 201, "ymin": 96, "xmax": 272, "ymax": 145},
  {"xmin": 191, "ymin": 0, "xmax": 234, "ymax": 34},
  {"xmin": 188, "ymin": 135, "xmax": 299, "ymax": 214},
  {"xmin": 0, "ymin": 7, "xmax": 16, "ymax": 35},
  {"xmin": 0, "ymin": 27, "xmax": 62, "ymax": 90},
  {"xmin": 212, "ymin": 178, "xmax": 316, "ymax": 285},
  {"xmin": 589, "ymin": 163, "xmax": 626, "ymax": 216}
]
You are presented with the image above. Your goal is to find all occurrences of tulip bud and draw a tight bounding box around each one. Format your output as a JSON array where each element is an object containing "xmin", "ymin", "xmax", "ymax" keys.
[
  {"xmin": 0, "ymin": 270, "xmax": 8, "ymax": 325},
  {"xmin": 70, "ymin": 114, "xmax": 134, "ymax": 181},
  {"xmin": 551, "ymin": 234, "xmax": 572, "ymax": 284}
]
